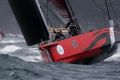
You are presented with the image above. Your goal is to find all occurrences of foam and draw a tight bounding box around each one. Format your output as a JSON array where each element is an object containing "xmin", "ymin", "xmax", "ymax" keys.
[
  {"xmin": 0, "ymin": 45, "xmax": 22, "ymax": 53},
  {"xmin": 105, "ymin": 44, "xmax": 120, "ymax": 62}
]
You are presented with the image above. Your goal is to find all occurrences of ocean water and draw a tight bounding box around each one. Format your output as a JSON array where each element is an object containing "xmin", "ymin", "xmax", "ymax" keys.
[{"xmin": 0, "ymin": 35, "xmax": 120, "ymax": 80}]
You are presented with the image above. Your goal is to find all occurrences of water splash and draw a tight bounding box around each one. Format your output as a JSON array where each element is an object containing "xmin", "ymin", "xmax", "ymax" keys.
[
  {"xmin": 105, "ymin": 44, "xmax": 120, "ymax": 62},
  {"xmin": 0, "ymin": 45, "xmax": 22, "ymax": 53}
]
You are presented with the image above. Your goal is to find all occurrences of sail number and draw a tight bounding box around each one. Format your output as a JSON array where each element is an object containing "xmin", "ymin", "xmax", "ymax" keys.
[{"xmin": 71, "ymin": 40, "xmax": 79, "ymax": 48}]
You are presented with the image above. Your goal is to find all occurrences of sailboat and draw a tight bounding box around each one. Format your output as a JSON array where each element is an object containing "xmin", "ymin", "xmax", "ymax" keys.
[{"xmin": 8, "ymin": 0, "xmax": 120, "ymax": 64}]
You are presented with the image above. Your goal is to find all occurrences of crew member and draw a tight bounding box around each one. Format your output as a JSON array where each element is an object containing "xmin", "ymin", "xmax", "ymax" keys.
[
  {"xmin": 53, "ymin": 29, "xmax": 65, "ymax": 41},
  {"xmin": 65, "ymin": 19, "xmax": 78, "ymax": 36}
]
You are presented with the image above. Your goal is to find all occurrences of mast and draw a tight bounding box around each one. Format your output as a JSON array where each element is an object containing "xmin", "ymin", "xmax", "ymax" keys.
[
  {"xmin": 105, "ymin": 0, "xmax": 111, "ymax": 20},
  {"xmin": 105, "ymin": 0, "xmax": 114, "ymax": 27},
  {"xmin": 64, "ymin": 0, "xmax": 84, "ymax": 34},
  {"xmin": 105, "ymin": 0, "xmax": 115, "ymax": 45}
]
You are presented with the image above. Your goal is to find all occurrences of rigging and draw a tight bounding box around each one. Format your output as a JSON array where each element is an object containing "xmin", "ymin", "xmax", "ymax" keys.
[{"xmin": 105, "ymin": 0, "xmax": 111, "ymax": 20}]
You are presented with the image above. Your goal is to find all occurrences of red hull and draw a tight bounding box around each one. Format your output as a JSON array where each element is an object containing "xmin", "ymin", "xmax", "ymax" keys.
[{"xmin": 40, "ymin": 27, "xmax": 120, "ymax": 64}]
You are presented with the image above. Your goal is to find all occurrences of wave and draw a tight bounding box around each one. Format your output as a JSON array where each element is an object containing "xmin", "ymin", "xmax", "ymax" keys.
[
  {"xmin": 0, "ymin": 40, "xmax": 25, "ymax": 44},
  {"xmin": 0, "ymin": 54, "xmax": 120, "ymax": 80},
  {"xmin": 0, "ymin": 45, "xmax": 22, "ymax": 53},
  {"xmin": 105, "ymin": 44, "xmax": 120, "ymax": 62},
  {"xmin": 0, "ymin": 34, "xmax": 25, "ymax": 44},
  {"xmin": 7, "ymin": 34, "xmax": 23, "ymax": 38},
  {"xmin": 0, "ymin": 44, "xmax": 42, "ymax": 62}
]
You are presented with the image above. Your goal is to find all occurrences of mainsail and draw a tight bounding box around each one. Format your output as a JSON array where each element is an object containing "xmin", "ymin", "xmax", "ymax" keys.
[
  {"xmin": 50, "ymin": 0, "xmax": 84, "ymax": 34},
  {"xmin": 50, "ymin": 0, "xmax": 70, "ymax": 19}
]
